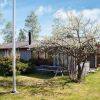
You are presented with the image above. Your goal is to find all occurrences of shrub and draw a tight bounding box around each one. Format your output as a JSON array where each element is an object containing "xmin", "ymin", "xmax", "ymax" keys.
[
  {"xmin": 0, "ymin": 57, "xmax": 28, "ymax": 76},
  {"xmin": 23, "ymin": 58, "xmax": 37, "ymax": 74},
  {"xmin": 0, "ymin": 57, "xmax": 12, "ymax": 76},
  {"xmin": 16, "ymin": 61, "xmax": 28, "ymax": 74},
  {"xmin": 28, "ymin": 58, "xmax": 52, "ymax": 66}
]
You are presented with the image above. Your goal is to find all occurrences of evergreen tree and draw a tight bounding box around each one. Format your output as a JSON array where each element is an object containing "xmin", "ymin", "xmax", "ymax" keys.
[
  {"xmin": 25, "ymin": 11, "xmax": 41, "ymax": 40},
  {"xmin": 17, "ymin": 29, "xmax": 26, "ymax": 42},
  {"xmin": 2, "ymin": 22, "xmax": 12, "ymax": 43}
]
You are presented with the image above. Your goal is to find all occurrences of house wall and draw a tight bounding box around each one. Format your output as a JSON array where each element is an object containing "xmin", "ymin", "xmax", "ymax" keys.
[
  {"xmin": 87, "ymin": 53, "xmax": 96, "ymax": 68},
  {"xmin": 96, "ymin": 54, "xmax": 100, "ymax": 66},
  {"xmin": 20, "ymin": 49, "xmax": 32, "ymax": 61},
  {"xmin": 53, "ymin": 53, "xmax": 74, "ymax": 68},
  {"xmin": 53, "ymin": 53, "xmax": 97, "ymax": 69},
  {"xmin": 0, "ymin": 50, "xmax": 6, "ymax": 57},
  {"xmin": 0, "ymin": 48, "xmax": 32, "ymax": 61},
  {"xmin": 0, "ymin": 49, "xmax": 12, "ymax": 57}
]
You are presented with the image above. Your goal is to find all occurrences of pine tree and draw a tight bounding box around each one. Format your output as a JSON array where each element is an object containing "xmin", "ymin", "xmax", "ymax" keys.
[
  {"xmin": 17, "ymin": 29, "xmax": 26, "ymax": 42},
  {"xmin": 25, "ymin": 11, "xmax": 41, "ymax": 40},
  {"xmin": 2, "ymin": 22, "xmax": 12, "ymax": 43}
]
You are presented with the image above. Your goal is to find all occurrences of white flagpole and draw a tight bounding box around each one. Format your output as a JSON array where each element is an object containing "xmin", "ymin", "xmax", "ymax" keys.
[{"xmin": 12, "ymin": 0, "xmax": 16, "ymax": 93}]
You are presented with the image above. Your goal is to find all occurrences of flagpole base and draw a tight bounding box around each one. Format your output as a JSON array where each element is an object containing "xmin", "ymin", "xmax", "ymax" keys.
[{"xmin": 11, "ymin": 91, "xmax": 19, "ymax": 94}]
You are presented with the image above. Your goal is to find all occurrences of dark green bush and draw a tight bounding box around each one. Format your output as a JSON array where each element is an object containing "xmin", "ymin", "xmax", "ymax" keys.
[
  {"xmin": 16, "ymin": 60, "xmax": 28, "ymax": 74},
  {"xmin": 0, "ymin": 56, "xmax": 53, "ymax": 76},
  {"xmin": 28, "ymin": 58, "xmax": 52, "ymax": 66},
  {"xmin": 0, "ymin": 57, "xmax": 12, "ymax": 76},
  {"xmin": 0, "ymin": 57, "xmax": 28, "ymax": 76},
  {"xmin": 23, "ymin": 58, "xmax": 37, "ymax": 74}
]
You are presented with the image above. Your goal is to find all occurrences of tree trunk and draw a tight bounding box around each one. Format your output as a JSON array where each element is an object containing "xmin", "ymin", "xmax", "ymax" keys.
[
  {"xmin": 77, "ymin": 64, "xmax": 82, "ymax": 82},
  {"xmin": 44, "ymin": 51, "xmax": 47, "ymax": 60}
]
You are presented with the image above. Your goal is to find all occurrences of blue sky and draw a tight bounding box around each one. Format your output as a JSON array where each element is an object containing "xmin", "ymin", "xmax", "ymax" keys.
[{"xmin": 0, "ymin": 0, "xmax": 100, "ymax": 43}]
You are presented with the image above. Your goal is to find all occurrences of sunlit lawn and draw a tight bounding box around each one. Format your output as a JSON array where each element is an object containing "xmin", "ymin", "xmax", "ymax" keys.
[{"xmin": 0, "ymin": 70, "xmax": 100, "ymax": 100}]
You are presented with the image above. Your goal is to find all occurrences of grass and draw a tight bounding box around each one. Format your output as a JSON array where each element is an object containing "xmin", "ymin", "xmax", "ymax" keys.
[{"xmin": 0, "ymin": 70, "xmax": 100, "ymax": 100}]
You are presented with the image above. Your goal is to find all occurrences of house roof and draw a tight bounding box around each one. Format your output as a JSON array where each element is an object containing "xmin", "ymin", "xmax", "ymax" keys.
[
  {"xmin": 0, "ymin": 38, "xmax": 96, "ymax": 52},
  {"xmin": 0, "ymin": 40, "xmax": 40, "ymax": 50},
  {"xmin": 28, "ymin": 40, "xmax": 41, "ymax": 49},
  {"xmin": 0, "ymin": 42, "xmax": 28, "ymax": 49}
]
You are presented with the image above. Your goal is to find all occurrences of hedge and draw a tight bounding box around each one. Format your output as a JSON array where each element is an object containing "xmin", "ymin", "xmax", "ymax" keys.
[{"xmin": 0, "ymin": 57, "xmax": 28, "ymax": 76}]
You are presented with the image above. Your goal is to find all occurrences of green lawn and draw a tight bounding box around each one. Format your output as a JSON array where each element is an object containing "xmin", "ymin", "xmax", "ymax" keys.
[{"xmin": 0, "ymin": 70, "xmax": 100, "ymax": 100}]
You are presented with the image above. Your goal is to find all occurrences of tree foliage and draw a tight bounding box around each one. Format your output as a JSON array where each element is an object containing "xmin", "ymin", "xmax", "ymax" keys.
[
  {"xmin": 0, "ymin": 12, "xmax": 4, "ymax": 25},
  {"xmin": 52, "ymin": 18, "xmax": 74, "ymax": 39},
  {"xmin": 17, "ymin": 29, "xmax": 26, "ymax": 42},
  {"xmin": 25, "ymin": 11, "xmax": 41, "ymax": 40},
  {"xmin": 41, "ymin": 13, "xmax": 99, "ymax": 82},
  {"xmin": 2, "ymin": 22, "xmax": 12, "ymax": 43}
]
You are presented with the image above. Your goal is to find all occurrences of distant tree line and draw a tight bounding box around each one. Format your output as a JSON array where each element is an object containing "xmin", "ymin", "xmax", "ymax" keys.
[{"xmin": 0, "ymin": 11, "xmax": 41, "ymax": 43}]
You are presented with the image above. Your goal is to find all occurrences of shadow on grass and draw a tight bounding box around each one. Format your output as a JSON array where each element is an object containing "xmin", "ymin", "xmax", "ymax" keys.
[
  {"xmin": 0, "ymin": 80, "xmax": 12, "ymax": 87},
  {"xmin": 0, "ymin": 71, "xmax": 74, "ymax": 96},
  {"xmin": 22, "ymin": 71, "xmax": 55, "ymax": 79},
  {"xmin": 29, "ymin": 78, "xmax": 73, "ymax": 96},
  {"xmin": 0, "ymin": 91, "xmax": 11, "ymax": 95},
  {"xmin": 0, "ymin": 77, "xmax": 74, "ymax": 97}
]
